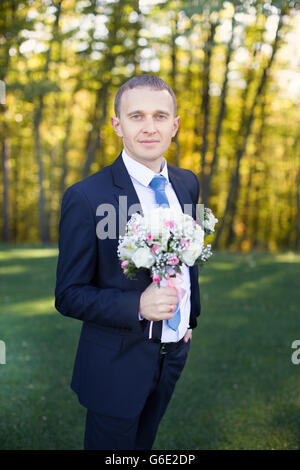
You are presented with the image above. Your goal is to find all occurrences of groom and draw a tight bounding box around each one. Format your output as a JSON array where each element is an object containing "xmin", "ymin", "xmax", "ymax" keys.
[{"xmin": 55, "ymin": 74, "xmax": 201, "ymax": 450}]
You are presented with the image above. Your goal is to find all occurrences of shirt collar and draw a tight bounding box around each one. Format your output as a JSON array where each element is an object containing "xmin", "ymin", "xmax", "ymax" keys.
[{"xmin": 122, "ymin": 148, "xmax": 169, "ymax": 187}]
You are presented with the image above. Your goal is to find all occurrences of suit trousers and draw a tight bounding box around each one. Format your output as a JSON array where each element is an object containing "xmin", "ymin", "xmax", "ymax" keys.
[{"xmin": 83, "ymin": 338, "xmax": 190, "ymax": 450}]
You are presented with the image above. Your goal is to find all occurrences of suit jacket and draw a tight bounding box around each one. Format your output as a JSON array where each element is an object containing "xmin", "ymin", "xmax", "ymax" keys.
[{"xmin": 55, "ymin": 152, "xmax": 201, "ymax": 418}]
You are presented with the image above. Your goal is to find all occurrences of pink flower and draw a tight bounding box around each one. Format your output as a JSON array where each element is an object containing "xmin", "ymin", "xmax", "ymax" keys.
[
  {"xmin": 152, "ymin": 274, "xmax": 161, "ymax": 284},
  {"xmin": 152, "ymin": 245, "xmax": 159, "ymax": 253},
  {"xmin": 181, "ymin": 239, "xmax": 190, "ymax": 248},
  {"xmin": 121, "ymin": 260, "xmax": 129, "ymax": 269},
  {"xmin": 165, "ymin": 220, "xmax": 174, "ymax": 229},
  {"xmin": 147, "ymin": 234, "xmax": 153, "ymax": 241},
  {"xmin": 167, "ymin": 254, "xmax": 179, "ymax": 266}
]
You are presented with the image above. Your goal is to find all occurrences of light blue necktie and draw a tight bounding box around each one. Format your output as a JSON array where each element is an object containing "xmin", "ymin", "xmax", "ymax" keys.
[
  {"xmin": 148, "ymin": 174, "xmax": 170, "ymax": 208},
  {"xmin": 149, "ymin": 174, "xmax": 181, "ymax": 331}
]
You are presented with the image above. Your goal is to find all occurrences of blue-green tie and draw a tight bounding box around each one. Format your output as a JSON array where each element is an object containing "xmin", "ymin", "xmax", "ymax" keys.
[{"xmin": 148, "ymin": 174, "xmax": 181, "ymax": 331}]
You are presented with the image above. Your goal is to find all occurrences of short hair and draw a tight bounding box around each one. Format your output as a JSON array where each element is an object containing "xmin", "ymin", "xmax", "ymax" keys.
[{"xmin": 114, "ymin": 74, "xmax": 177, "ymax": 117}]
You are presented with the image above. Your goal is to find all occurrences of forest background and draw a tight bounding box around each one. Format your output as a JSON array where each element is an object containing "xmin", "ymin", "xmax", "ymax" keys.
[{"xmin": 1, "ymin": 0, "xmax": 299, "ymax": 251}]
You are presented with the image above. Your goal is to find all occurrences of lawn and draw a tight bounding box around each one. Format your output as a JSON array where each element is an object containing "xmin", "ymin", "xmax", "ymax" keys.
[{"xmin": 0, "ymin": 245, "xmax": 299, "ymax": 450}]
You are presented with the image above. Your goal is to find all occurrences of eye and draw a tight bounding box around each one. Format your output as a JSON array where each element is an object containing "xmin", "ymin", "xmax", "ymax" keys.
[
  {"xmin": 131, "ymin": 114, "xmax": 141, "ymax": 120},
  {"xmin": 156, "ymin": 114, "xmax": 167, "ymax": 120}
]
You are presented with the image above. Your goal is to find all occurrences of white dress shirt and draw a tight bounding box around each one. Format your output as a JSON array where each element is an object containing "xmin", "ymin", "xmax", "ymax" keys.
[{"xmin": 122, "ymin": 149, "xmax": 191, "ymax": 343}]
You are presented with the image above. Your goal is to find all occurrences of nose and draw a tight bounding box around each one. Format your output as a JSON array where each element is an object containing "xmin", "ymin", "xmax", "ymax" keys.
[{"xmin": 142, "ymin": 116, "xmax": 156, "ymax": 133}]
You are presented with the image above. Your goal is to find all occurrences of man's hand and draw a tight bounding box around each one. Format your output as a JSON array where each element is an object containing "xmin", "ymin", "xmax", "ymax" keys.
[
  {"xmin": 139, "ymin": 282, "xmax": 178, "ymax": 322},
  {"xmin": 183, "ymin": 328, "xmax": 192, "ymax": 343}
]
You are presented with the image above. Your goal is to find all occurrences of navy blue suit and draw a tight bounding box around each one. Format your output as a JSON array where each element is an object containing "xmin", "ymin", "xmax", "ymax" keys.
[{"xmin": 55, "ymin": 153, "xmax": 201, "ymax": 445}]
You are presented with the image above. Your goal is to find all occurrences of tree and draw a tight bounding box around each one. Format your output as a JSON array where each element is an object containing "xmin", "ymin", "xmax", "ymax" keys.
[
  {"xmin": 0, "ymin": 0, "xmax": 33, "ymax": 241},
  {"xmin": 77, "ymin": 0, "xmax": 143, "ymax": 178},
  {"xmin": 214, "ymin": 2, "xmax": 289, "ymax": 248}
]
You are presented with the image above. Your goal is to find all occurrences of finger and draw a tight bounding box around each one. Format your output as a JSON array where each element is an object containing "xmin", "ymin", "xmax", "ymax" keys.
[
  {"xmin": 157, "ymin": 296, "xmax": 178, "ymax": 308},
  {"xmin": 158, "ymin": 304, "xmax": 177, "ymax": 314},
  {"xmin": 184, "ymin": 329, "xmax": 192, "ymax": 342},
  {"xmin": 161, "ymin": 293, "xmax": 178, "ymax": 304},
  {"xmin": 160, "ymin": 286, "xmax": 178, "ymax": 296}
]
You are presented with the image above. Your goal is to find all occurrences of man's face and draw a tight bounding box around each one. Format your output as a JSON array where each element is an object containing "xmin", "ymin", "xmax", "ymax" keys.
[{"xmin": 111, "ymin": 87, "xmax": 180, "ymax": 168}]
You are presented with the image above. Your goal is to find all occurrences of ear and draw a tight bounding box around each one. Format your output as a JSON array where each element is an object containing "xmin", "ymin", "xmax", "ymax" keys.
[
  {"xmin": 172, "ymin": 116, "xmax": 180, "ymax": 137},
  {"xmin": 110, "ymin": 116, "xmax": 123, "ymax": 137}
]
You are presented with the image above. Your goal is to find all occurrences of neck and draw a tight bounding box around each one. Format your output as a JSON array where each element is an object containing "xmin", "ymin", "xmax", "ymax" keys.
[
  {"xmin": 142, "ymin": 159, "xmax": 162, "ymax": 174},
  {"xmin": 124, "ymin": 149, "xmax": 163, "ymax": 174}
]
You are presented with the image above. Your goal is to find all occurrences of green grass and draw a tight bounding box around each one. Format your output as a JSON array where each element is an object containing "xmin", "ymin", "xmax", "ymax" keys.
[{"xmin": 0, "ymin": 245, "xmax": 299, "ymax": 450}]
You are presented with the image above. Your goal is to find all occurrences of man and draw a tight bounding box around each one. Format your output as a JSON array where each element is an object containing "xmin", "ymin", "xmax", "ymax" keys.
[{"xmin": 55, "ymin": 74, "xmax": 201, "ymax": 450}]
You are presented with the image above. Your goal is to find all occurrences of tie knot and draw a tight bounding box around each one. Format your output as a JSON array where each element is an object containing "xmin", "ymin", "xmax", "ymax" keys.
[{"xmin": 149, "ymin": 174, "xmax": 167, "ymax": 192}]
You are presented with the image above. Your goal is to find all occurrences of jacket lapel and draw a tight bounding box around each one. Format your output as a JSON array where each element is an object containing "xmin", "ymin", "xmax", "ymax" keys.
[{"xmin": 111, "ymin": 153, "xmax": 143, "ymax": 236}]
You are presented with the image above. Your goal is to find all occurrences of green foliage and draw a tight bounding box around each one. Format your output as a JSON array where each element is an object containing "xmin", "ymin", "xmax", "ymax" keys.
[
  {"xmin": 0, "ymin": 0, "xmax": 299, "ymax": 249},
  {"xmin": 8, "ymin": 79, "xmax": 61, "ymax": 101}
]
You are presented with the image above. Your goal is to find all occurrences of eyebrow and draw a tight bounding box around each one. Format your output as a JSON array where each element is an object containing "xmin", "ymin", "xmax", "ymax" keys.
[{"xmin": 127, "ymin": 110, "xmax": 171, "ymax": 116}]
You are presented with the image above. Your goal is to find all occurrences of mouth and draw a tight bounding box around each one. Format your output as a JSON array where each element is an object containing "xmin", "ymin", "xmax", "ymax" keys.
[{"xmin": 139, "ymin": 140, "xmax": 160, "ymax": 145}]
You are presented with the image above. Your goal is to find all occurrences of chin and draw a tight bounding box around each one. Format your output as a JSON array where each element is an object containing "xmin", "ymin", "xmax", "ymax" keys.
[
  {"xmin": 133, "ymin": 148, "xmax": 159, "ymax": 158},
  {"xmin": 141, "ymin": 154, "xmax": 162, "ymax": 162}
]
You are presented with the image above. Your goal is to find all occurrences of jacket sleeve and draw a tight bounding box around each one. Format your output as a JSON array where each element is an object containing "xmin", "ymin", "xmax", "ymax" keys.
[{"xmin": 54, "ymin": 185, "xmax": 143, "ymax": 333}]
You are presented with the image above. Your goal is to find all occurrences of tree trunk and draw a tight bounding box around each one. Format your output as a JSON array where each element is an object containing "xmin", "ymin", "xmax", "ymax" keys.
[
  {"xmin": 205, "ymin": 12, "xmax": 235, "ymax": 205},
  {"xmin": 32, "ymin": 0, "xmax": 62, "ymax": 242},
  {"xmin": 59, "ymin": 110, "xmax": 73, "ymax": 201},
  {"xmin": 34, "ymin": 97, "xmax": 49, "ymax": 243},
  {"xmin": 11, "ymin": 141, "xmax": 20, "ymax": 242},
  {"xmin": 241, "ymin": 93, "xmax": 266, "ymax": 249},
  {"xmin": 200, "ymin": 19, "xmax": 217, "ymax": 203},
  {"xmin": 1, "ymin": 134, "xmax": 10, "ymax": 242},
  {"xmin": 214, "ymin": 7, "xmax": 285, "ymax": 249},
  {"xmin": 0, "ymin": 25, "xmax": 11, "ymax": 242},
  {"xmin": 82, "ymin": 84, "xmax": 109, "ymax": 178}
]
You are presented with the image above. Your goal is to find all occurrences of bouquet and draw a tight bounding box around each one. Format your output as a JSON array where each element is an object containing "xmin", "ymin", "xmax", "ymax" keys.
[{"xmin": 118, "ymin": 206, "xmax": 218, "ymax": 286}]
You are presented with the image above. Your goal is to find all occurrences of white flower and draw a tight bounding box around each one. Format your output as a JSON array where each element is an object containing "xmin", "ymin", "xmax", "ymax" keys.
[
  {"xmin": 180, "ymin": 242, "xmax": 203, "ymax": 266},
  {"xmin": 119, "ymin": 236, "xmax": 136, "ymax": 258},
  {"xmin": 128, "ymin": 212, "xmax": 143, "ymax": 225},
  {"xmin": 147, "ymin": 211, "xmax": 164, "ymax": 238},
  {"xmin": 146, "ymin": 209, "xmax": 171, "ymax": 239},
  {"xmin": 194, "ymin": 223, "xmax": 204, "ymax": 244},
  {"xmin": 168, "ymin": 209, "xmax": 184, "ymax": 225},
  {"xmin": 132, "ymin": 247, "xmax": 155, "ymax": 269},
  {"xmin": 205, "ymin": 210, "xmax": 218, "ymax": 232}
]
